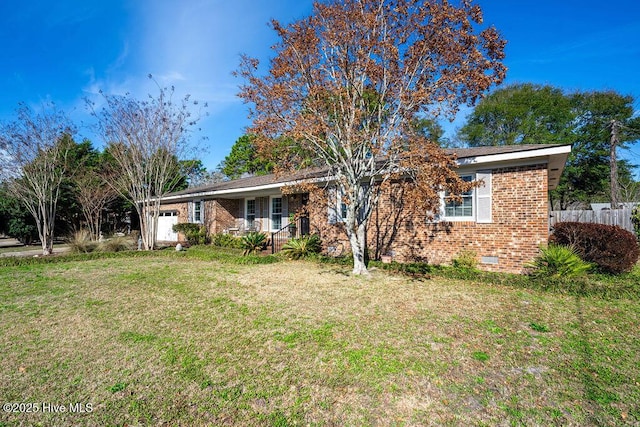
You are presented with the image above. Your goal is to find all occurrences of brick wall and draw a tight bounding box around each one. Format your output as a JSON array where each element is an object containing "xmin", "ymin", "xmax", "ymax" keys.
[
  {"xmin": 310, "ymin": 164, "xmax": 549, "ymax": 274},
  {"xmin": 207, "ymin": 199, "xmax": 239, "ymax": 234}
]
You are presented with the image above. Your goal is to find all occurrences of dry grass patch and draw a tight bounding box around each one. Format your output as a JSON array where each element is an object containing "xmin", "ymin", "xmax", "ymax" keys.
[{"xmin": 0, "ymin": 252, "xmax": 638, "ymax": 426}]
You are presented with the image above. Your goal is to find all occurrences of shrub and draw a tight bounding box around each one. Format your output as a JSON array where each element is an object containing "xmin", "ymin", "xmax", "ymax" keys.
[
  {"xmin": 377, "ymin": 261, "xmax": 433, "ymax": 276},
  {"xmin": 211, "ymin": 233, "xmax": 242, "ymax": 249},
  {"xmin": 551, "ymin": 222, "xmax": 640, "ymax": 274},
  {"xmin": 452, "ymin": 249, "xmax": 478, "ymax": 270},
  {"xmin": 526, "ymin": 244, "xmax": 592, "ymax": 278},
  {"xmin": 241, "ymin": 232, "xmax": 267, "ymax": 255},
  {"xmin": 67, "ymin": 230, "xmax": 99, "ymax": 253},
  {"xmin": 632, "ymin": 206, "xmax": 640, "ymax": 241},
  {"xmin": 173, "ymin": 223, "xmax": 209, "ymax": 245},
  {"xmin": 280, "ymin": 234, "xmax": 322, "ymax": 260}
]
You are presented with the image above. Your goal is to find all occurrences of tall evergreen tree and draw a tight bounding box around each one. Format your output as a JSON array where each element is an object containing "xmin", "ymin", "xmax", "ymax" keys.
[{"xmin": 457, "ymin": 85, "xmax": 639, "ymax": 208}]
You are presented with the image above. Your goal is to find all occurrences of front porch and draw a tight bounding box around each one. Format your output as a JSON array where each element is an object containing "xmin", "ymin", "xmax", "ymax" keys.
[{"xmin": 202, "ymin": 192, "xmax": 311, "ymax": 253}]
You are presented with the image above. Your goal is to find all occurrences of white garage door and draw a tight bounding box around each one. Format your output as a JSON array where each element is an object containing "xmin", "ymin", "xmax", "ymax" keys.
[{"xmin": 157, "ymin": 211, "xmax": 179, "ymax": 242}]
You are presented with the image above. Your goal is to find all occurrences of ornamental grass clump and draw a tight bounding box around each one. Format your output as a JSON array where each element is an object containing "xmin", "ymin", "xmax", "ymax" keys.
[
  {"xmin": 98, "ymin": 235, "xmax": 134, "ymax": 252},
  {"xmin": 67, "ymin": 230, "xmax": 99, "ymax": 254},
  {"xmin": 526, "ymin": 244, "xmax": 592, "ymax": 279}
]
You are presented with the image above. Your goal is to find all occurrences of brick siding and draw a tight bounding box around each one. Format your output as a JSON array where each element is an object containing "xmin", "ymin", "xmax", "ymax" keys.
[
  {"xmin": 157, "ymin": 164, "xmax": 549, "ymax": 273},
  {"xmin": 206, "ymin": 199, "xmax": 239, "ymax": 234},
  {"xmin": 310, "ymin": 164, "xmax": 549, "ymax": 274}
]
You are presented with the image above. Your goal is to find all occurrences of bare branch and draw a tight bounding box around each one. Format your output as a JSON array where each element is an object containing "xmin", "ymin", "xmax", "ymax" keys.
[
  {"xmin": 89, "ymin": 83, "xmax": 205, "ymax": 250},
  {"xmin": 237, "ymin": 0, "xmax": 504, "ymax": 274},
  {"xmin": 0, "ymin": 103, "xmax": 76, "ymax": 255}
]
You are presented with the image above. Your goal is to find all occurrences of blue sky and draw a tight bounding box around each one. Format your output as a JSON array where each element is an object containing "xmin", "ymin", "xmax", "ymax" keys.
[{"xmin": 1, "ymin": 0, "xmax": 639, "ymax": 172}]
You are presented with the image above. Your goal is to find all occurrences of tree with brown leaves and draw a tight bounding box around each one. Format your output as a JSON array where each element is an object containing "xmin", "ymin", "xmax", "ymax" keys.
[{"xmin": 237, "ymin": 0, "xmax": 506, "ymax": 274}]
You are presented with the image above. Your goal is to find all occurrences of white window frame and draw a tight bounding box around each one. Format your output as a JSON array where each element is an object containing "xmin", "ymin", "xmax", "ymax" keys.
[
  {"xmin": 245, "ymin": 198, "xmax": 256, "ymax": 230},
  {"xmin": 331, "ymin": 187, "xmax": 366, "ymax": 223},
  {"xmin": 442, "ymin": 174, "xmax": 475, "ymax": 221},
  {"xmin": 270, "ymin": 196, "xmax": 283, "ymax": 231},
  {"xmin": 191, "ymin": 200, "xmax": 203, "ymax": 224},
  {"xmin": 337, "ymin": 191, "xmax": 348, "ymax": 222}
]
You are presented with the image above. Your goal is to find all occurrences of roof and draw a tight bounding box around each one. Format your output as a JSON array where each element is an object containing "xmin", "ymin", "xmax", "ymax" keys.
[
  {"xmin": 445, "ymin": 143, "xmax": 565, "ymax": 158},
  {"xmin": 161, "ymin": 143, "xmax": 571, "ymax": 202},
  {"xmin": 165, "ymin": 166, "xmax": 330, "ymax": 198}
]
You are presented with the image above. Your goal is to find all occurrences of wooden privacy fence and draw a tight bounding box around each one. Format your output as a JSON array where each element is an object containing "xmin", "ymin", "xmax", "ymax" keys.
[{"xmin": 549, "ymin": 208, "xmax": 635, "ymax": 233}]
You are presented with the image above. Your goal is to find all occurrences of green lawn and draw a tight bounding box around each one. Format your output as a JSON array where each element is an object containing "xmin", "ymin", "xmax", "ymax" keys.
[{"xmin": 0, "ymin": 248, "xmax": 638, "ymax": 426}]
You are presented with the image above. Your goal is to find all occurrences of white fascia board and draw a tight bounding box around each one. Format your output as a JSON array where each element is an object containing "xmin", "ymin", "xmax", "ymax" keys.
[
  {"xmin": 455, "ymin": 145, "xmax": 571, "ymax": 167},
  {"xmin": 159, "ymin": 176, "xmax": 330, "ymax": 202},
  {"xmin": 160, "ymin": 182, "xmax": 286, "ymax": 202}
]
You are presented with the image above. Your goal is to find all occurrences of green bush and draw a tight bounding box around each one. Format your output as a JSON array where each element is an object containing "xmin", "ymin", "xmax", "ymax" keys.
[
  {"xmin": 172, "ymin": 223, "xmax": 209, "ymax": 245},
  {"xmin": 280, "ymin": 234, "xmax": 322, "ymax": 260},
  {"xmin": 241, "ymin": 232, "xmax": 268, "ymax": 255},
  {"xmin": 526, "ymin": 244, "xmax": 592, "ymax": 278},
  {"xmin": 452, "ymin": 249, "xmax": 478, "ymax": 270},
  {"xmin": 377, "ymin": 261, "xmax": 434, "ymax": 276},
  {"xmin": 211, "ymin": 233, "xmax": 242, "ymax": 249},
  {"xmin": 551, "ymin": 222, "xmax": 639, "ymax": 274},
  {"xmin": 632, "ymin": 206, "xmax": 640, "ymax": 241}
]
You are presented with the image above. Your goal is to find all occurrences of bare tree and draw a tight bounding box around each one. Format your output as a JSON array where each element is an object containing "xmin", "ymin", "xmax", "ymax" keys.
[
  {"xmin": 75, "ymin": 169, "xmax": 117, "ymax": 241},
  {"xmin": 88, "ymin": 79, "xmax": 204, "ymax": 250},
  {"xmin": 0, "ymin": 103, "xmax": 75, "ymax": 255},
  {"xmin": 619, "ymin": 179, "xmax": 640, "ymax": 205},
  {"xmin": 237, "ymin": 0, "xmax": 506, "ymax": 274}
]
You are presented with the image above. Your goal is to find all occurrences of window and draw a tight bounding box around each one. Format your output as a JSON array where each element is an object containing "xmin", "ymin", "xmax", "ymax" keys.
[
  {"xmin": 191, "ymin": 200, "xmax": 203, "ymax": 223},
  {"xmin": 271, "ymin": 197, "xmax": 282, "ymax": 230},
  {"xmin": 439, "ymin": 171, "xmax": 492, "ymax": 223},
  {"xmin": 329, "ymin": 186, "xmax": 366, "ymax": 224},
  {"xmin": 246, "ymin": 199, "xmax": 256, "ymax": 230},
  {"xmin": 444, "ymin": 175, "xmax": 474, "ymax": 219},
  {"xmin": 444, "ymin": 175, "xmax": 473, "ymax": 218}
]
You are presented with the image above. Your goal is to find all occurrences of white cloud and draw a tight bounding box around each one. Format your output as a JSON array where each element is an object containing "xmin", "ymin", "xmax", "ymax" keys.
[{"xmin": 63, "ymin": 0, "xmax": 313, "ymax": 167}]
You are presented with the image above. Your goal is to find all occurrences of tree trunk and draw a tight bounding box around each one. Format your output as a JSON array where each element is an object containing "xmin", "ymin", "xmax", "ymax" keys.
[
  {"xmin": 138, "ymin": 202, "xmax": 158, "ymax": 251},
  {"xmin": 610, "ymin": 119, "xmax": 619, "ymax": 208},
  {"xmin": 43, "ymin": 232, "xmax": 53, "ymax": 255},
  {"xmin": 348, "ymin": 223, "xmax": 368, "ymax": 275},
  {"xmin": 39, "ymin": 220, "xmax": 53, "ymax": 255}
]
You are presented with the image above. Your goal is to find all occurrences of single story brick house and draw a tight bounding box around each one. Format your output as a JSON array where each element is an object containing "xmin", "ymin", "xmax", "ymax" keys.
[{"xmin": 155, "ymin": 144, "xmax": 571, "ymax": 273}]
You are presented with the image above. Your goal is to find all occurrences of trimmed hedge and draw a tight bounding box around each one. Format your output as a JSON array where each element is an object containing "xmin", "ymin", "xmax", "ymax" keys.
[
  {"xmin": 211, "ymin": 233, "xmax": 242, "ymax": 249},
  {"xmin": 172, "ymin": 223, "xmax": 209, "ymax": 245},
  {"xmin": 550, "ymin": 222, "xmax": 639, "ymax": 274}
]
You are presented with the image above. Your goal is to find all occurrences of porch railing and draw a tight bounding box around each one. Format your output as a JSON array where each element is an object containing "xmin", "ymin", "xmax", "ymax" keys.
[{"xmin": 271, "ymin": 216, "xmax": 310, "ymax": 254}]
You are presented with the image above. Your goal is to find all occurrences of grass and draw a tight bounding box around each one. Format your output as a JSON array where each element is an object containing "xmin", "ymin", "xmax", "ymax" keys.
[{"xmin": 0, "ymin": 246, "xmax": 638, "ymax": 425}]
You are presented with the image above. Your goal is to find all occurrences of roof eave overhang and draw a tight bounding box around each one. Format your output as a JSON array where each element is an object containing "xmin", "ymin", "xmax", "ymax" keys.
[
  {"xmin": 455, "ymin": 144, "xmax": 572, "ymax": 190},
  {"xmin": 158, "ymin": 177, "xmax": 329, "ymax": 202},
  {"xmin": 159, "ymin": 145, "xmax": 572, "ymax": 202}
]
